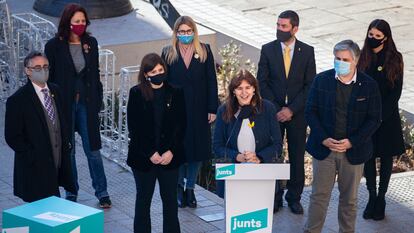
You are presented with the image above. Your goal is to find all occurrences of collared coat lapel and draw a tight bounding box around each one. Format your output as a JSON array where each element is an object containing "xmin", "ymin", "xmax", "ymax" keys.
[
  {"xmin": 176, "ymin": 48, "xmax": 196, "ymax": 72},
  {"xmin": 347, "ymin": 72, "xmax": 364, "ymax": 122},
  {"xmin": 273, "ymin": 41, "xmax": 288, "ymax": 86},
  {"xmin": 287, "ymin": 41, "xmax": 302, "ymax": 84},
  {"xmin": 81, "ymin": 37, "xmax": 92, "ymax": 69},
  {"xmin": 27, "ymin": 82, "xmax": 51, "ymax": 142}
]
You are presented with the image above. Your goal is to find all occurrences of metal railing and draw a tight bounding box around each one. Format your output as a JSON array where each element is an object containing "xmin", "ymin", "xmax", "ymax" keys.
[
  {"xmin": 114, "ymin": 65, "xmax": 139, "ymax": 164},
  {"xmin": 0, "ymin": 0, "xmax": 14, "ymax": 101},
  {"xmin": 11, "ymin": 13, "xmax": 56, "ymax": 86}
]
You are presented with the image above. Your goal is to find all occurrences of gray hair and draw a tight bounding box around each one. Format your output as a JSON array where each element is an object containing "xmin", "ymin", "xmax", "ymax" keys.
[
  {"xmin": 333, "ymin": 40, "xmax": 361, "ymax": 62},
  {"xmin": 23, "ymin": 51, "xmax": 46, "ymax": 67}
]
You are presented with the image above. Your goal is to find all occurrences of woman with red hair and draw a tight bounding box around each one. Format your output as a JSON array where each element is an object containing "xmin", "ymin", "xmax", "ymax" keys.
[{"xmin": 45, "ymin": 3, "xmax": 111, "ymax": 208}]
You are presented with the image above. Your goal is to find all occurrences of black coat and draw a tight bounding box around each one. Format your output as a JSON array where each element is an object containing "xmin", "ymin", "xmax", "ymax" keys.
[
  {"xmin": 257, "ymin": 39, "xmax": 316, "ymax": 128},
  {"xmin": 213, "ymin": 100, "xmax": 283, "ymax": 163},
  {"xmin": 45, "ymin": 35, "xmax": 103, "ymax": 151},
  {"xmin": 5, "ymin": 82, "xmax": 76, "ymax": 202},
  {"xmin": 126, "ymin": 84, "xmax": 186, "ymax": 171},
  {"xmin": 162, "ymin": 44, "xmax": 219, "ymax": 162},
  {"xmin": 364, "ymin": 50, "xmax": 405, "ymax": 157}
]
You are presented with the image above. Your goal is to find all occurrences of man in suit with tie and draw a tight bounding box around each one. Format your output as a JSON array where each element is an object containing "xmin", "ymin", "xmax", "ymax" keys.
[
  {"xmin": 5, "ymin": 51, "xmax": 75, "ymax": 202},
  {"xmin": 257, "ymin": 10, "xmax": 316, "ymax": 214}
]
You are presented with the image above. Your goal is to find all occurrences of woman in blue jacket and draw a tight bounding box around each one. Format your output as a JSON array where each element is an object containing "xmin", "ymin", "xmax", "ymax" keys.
[{"xmin": 213, "ymin": 69, "xmax": 283, "ymax": 191}]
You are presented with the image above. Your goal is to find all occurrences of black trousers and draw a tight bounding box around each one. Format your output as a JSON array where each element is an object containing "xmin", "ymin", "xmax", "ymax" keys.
[
  {"xmin": 275, "ymin": 121, "xmax": 306, "ymax": 203},
  {"xmin": 364, "ymin": 156, "xmax": 393, "ymax": 195},
  {"xmin": 132, "ymin": 166, "xmax": 180, "ymax": 233}
]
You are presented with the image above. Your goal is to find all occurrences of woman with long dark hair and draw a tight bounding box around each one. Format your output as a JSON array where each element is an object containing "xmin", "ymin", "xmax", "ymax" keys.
[
  {"xmin": 213, "ymin": 69, "xmax": 282, "ymax": 167},
  {"xmin": 358, "ymin": 19, "xmax": 405, "ymax": 221},
  {"xmin": 127, "ymin": 53, "xmax": 185, "ymax": 233},
  {"xmin": 162, "ymin": 16, "xmax": 218, "ymax": 208},
  {"xmin": 44, "ymin": 3, "xmax": 111, "ymax": 208}
]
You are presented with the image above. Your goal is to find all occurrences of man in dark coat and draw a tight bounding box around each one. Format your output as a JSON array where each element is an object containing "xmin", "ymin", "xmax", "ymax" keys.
[
  {"xmin": 5, "ymin": 51, "xmax": 75, "ymax": 202},
  {"xmin": 304, "ymin": 40, "xmax": 381, "ymax": 233},
  {"xmin": 257, "ymin": 10, "xmax": 316, "ymax": 214}
]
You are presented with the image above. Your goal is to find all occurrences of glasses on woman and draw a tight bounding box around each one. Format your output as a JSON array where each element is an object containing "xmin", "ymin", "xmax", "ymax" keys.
[
  {"xmin": 27, "ymin": 65, "xmax": 50, "ymax": 72},
  {"xmin": 177, "ymin": 29, "xmax": 194, "ymax": 35}
]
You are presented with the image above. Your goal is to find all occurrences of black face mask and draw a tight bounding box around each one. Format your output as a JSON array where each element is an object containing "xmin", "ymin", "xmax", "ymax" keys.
[
  {"xmin": 147, "ymin": 73, "xmax": 166, "ymax": 85},
  {"xmin": 277, "ymin": 29, "xmax": 292, "ymax": 42},
  {"xmin": 367, "ymin": 37, "xmax": 384, "ymax": 49},
  {"xmin": 238, "ymin": 105, "xmax": 253, "ymax": 119}
]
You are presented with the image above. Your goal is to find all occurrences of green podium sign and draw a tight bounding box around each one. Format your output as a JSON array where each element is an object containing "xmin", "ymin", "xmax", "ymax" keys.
[{"xmin": 2, "ymin": 196, "xmax": 103, "ymax": 233}]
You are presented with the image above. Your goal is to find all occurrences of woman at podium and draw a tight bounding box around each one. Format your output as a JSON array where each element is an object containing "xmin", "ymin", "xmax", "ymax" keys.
[{"xmin": 213, "ymin": 69, "xmax": 283, "ymax": 166}]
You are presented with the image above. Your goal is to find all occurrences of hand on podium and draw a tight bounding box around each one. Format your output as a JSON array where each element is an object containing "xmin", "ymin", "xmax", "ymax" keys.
[{"xmin": 236, "ymin": 151, "xmax": 260, "ymax": 164}]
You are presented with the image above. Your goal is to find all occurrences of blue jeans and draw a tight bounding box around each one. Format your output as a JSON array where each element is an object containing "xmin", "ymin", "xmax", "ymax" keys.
[
  {"xmin": 66, "ymin": 102, "xmax": 109, "ymax": 200},
  {"xmin": 178, "ymin": 161, "xmax": 202, "ymax": 189}
]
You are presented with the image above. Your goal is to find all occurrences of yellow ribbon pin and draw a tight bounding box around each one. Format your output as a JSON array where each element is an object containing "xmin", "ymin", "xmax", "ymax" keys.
[{"xmin": 248, "ymin": 121, "xmax": 255, "ymax": 128}]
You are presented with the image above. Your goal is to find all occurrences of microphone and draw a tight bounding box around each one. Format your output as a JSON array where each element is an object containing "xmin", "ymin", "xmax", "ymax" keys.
[
  {"xmin": 224, "ymin": 116, "xmax": 240, "ymax": 162},
  {"xmin": 215, "ymin": 115, "xmax": 240, "ymax": 163}
]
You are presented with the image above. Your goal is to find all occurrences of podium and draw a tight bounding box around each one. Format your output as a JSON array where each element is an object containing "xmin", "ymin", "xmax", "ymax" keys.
[{"xmin": 215, "ymin": 163, "xmax": 290, "ymax": 233}]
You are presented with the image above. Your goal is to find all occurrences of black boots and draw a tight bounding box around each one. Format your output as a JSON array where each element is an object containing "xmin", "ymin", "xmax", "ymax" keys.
[
  {"xmin": 186, "ymin": 189, "xmax": 197, "ymax": 208},
  {"xmin": 177, "ymin": 186, "xmax": 186, "ymax": 208},
  {"xmin": 363, "ymin": 190, "xmax": 377, "ymax": 219},
  {"xmin": 363, "ymin": 190, "xmax": 386, "ymax": 221},
  {"xmin": 372, "ymin": 194, "xmax": 386, "ymax": 221},
  {"xmin": 177, "ymin": 187, "xmax": 197, "ymax": 208}
]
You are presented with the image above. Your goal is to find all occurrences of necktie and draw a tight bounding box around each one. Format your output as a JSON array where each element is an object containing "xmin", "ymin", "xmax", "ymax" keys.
[
  {"xmin": 283, "ymin": 46, "xmax": 291, "ymax": 78},
  {"xmin": 41, "ymin": 88, "xmax": 56, "ymax": 124}
]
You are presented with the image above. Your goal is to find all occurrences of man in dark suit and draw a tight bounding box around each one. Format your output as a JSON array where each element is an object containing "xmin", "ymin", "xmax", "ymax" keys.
[
  {"xmin": 5, "ymin": 51, "xmax": 75, "ymax": 202},
  {"xmin": 304, "ymin": 40, "xmax": 381, "ymax": 233},
  {"xmin": 257, "ymin": 10, "xmax": 316, "ymax": 214}
]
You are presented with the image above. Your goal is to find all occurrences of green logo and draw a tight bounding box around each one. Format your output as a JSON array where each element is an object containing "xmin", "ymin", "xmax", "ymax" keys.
[
  {"xmin": 231, "ymin": 208, "xmax": 268, "ymax": 233},
  {"xmin": 216, "ymin": 164, "xmax": 235, "ymax": 179}
]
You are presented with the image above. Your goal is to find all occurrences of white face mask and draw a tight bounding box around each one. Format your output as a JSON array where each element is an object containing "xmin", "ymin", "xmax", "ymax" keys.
[{"xmin": 30, "ymin": 69, "xmax": 49, "ymax": 84}]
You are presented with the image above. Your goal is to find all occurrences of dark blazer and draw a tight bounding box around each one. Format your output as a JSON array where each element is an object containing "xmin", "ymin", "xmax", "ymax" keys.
[
  {"xmin": 257, "ymin": 39, "xmax": 316, "ymax": 127},
  {"xmin": 126, "ymin": 84, "xmax": 186, "ymax": 171},
  {"xmin": 5, "ymin": 82, "xmax": 76, "ymax": 202},
  {"xmin": 162, "ymin": 43, "xmax": 219, "ymax": 162},
  {"xmin": 363, "ymin": 52, "xmax": 405, "ymax": 157},
  {"xmin": 45, "ymin": 35, "xmax": 103, "ymax": 151},
  {"xmin": 305, "ymin": 69, "xmax": 382, "ymax": 165},
  {"xmin": 213, "ymin": 100, "xmax": 283, "ymax": 163}
]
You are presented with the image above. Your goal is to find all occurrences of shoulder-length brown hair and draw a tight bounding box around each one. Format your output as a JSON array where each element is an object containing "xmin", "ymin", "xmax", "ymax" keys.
[
  {"xmin": 137, "ymin": 53, "xmax": 167, "ymax": 101},
  {"xmin": 56, "ymin": 3, "xmax": 91, "ymax": 41},
  {"xmin": 358, "ymin": 19, "xmax": 404, "ymax": 87},
  {"xmin": 164, "ymin": 16, "xmax": 207, "ymax": 65},
  {"xmin": 222, "ymin": 69, "xmax": 263, "ymax": 123}
]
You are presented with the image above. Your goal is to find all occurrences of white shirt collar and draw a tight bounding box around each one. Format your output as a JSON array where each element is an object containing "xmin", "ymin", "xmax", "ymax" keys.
[
  {"xmin": 31, "ymin": 81, "xmax": 49, "ymax": 93},
  {"xmin": 31, "ymin": 81, "xmax": 49, "ymax": 107},
  {"xmin": 335, "ymin": 71, "xmax": 357, "ymax": 85},
  {"xmin": 280, "ymin": 38, "xmax": 295, "ymax": 52}
]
